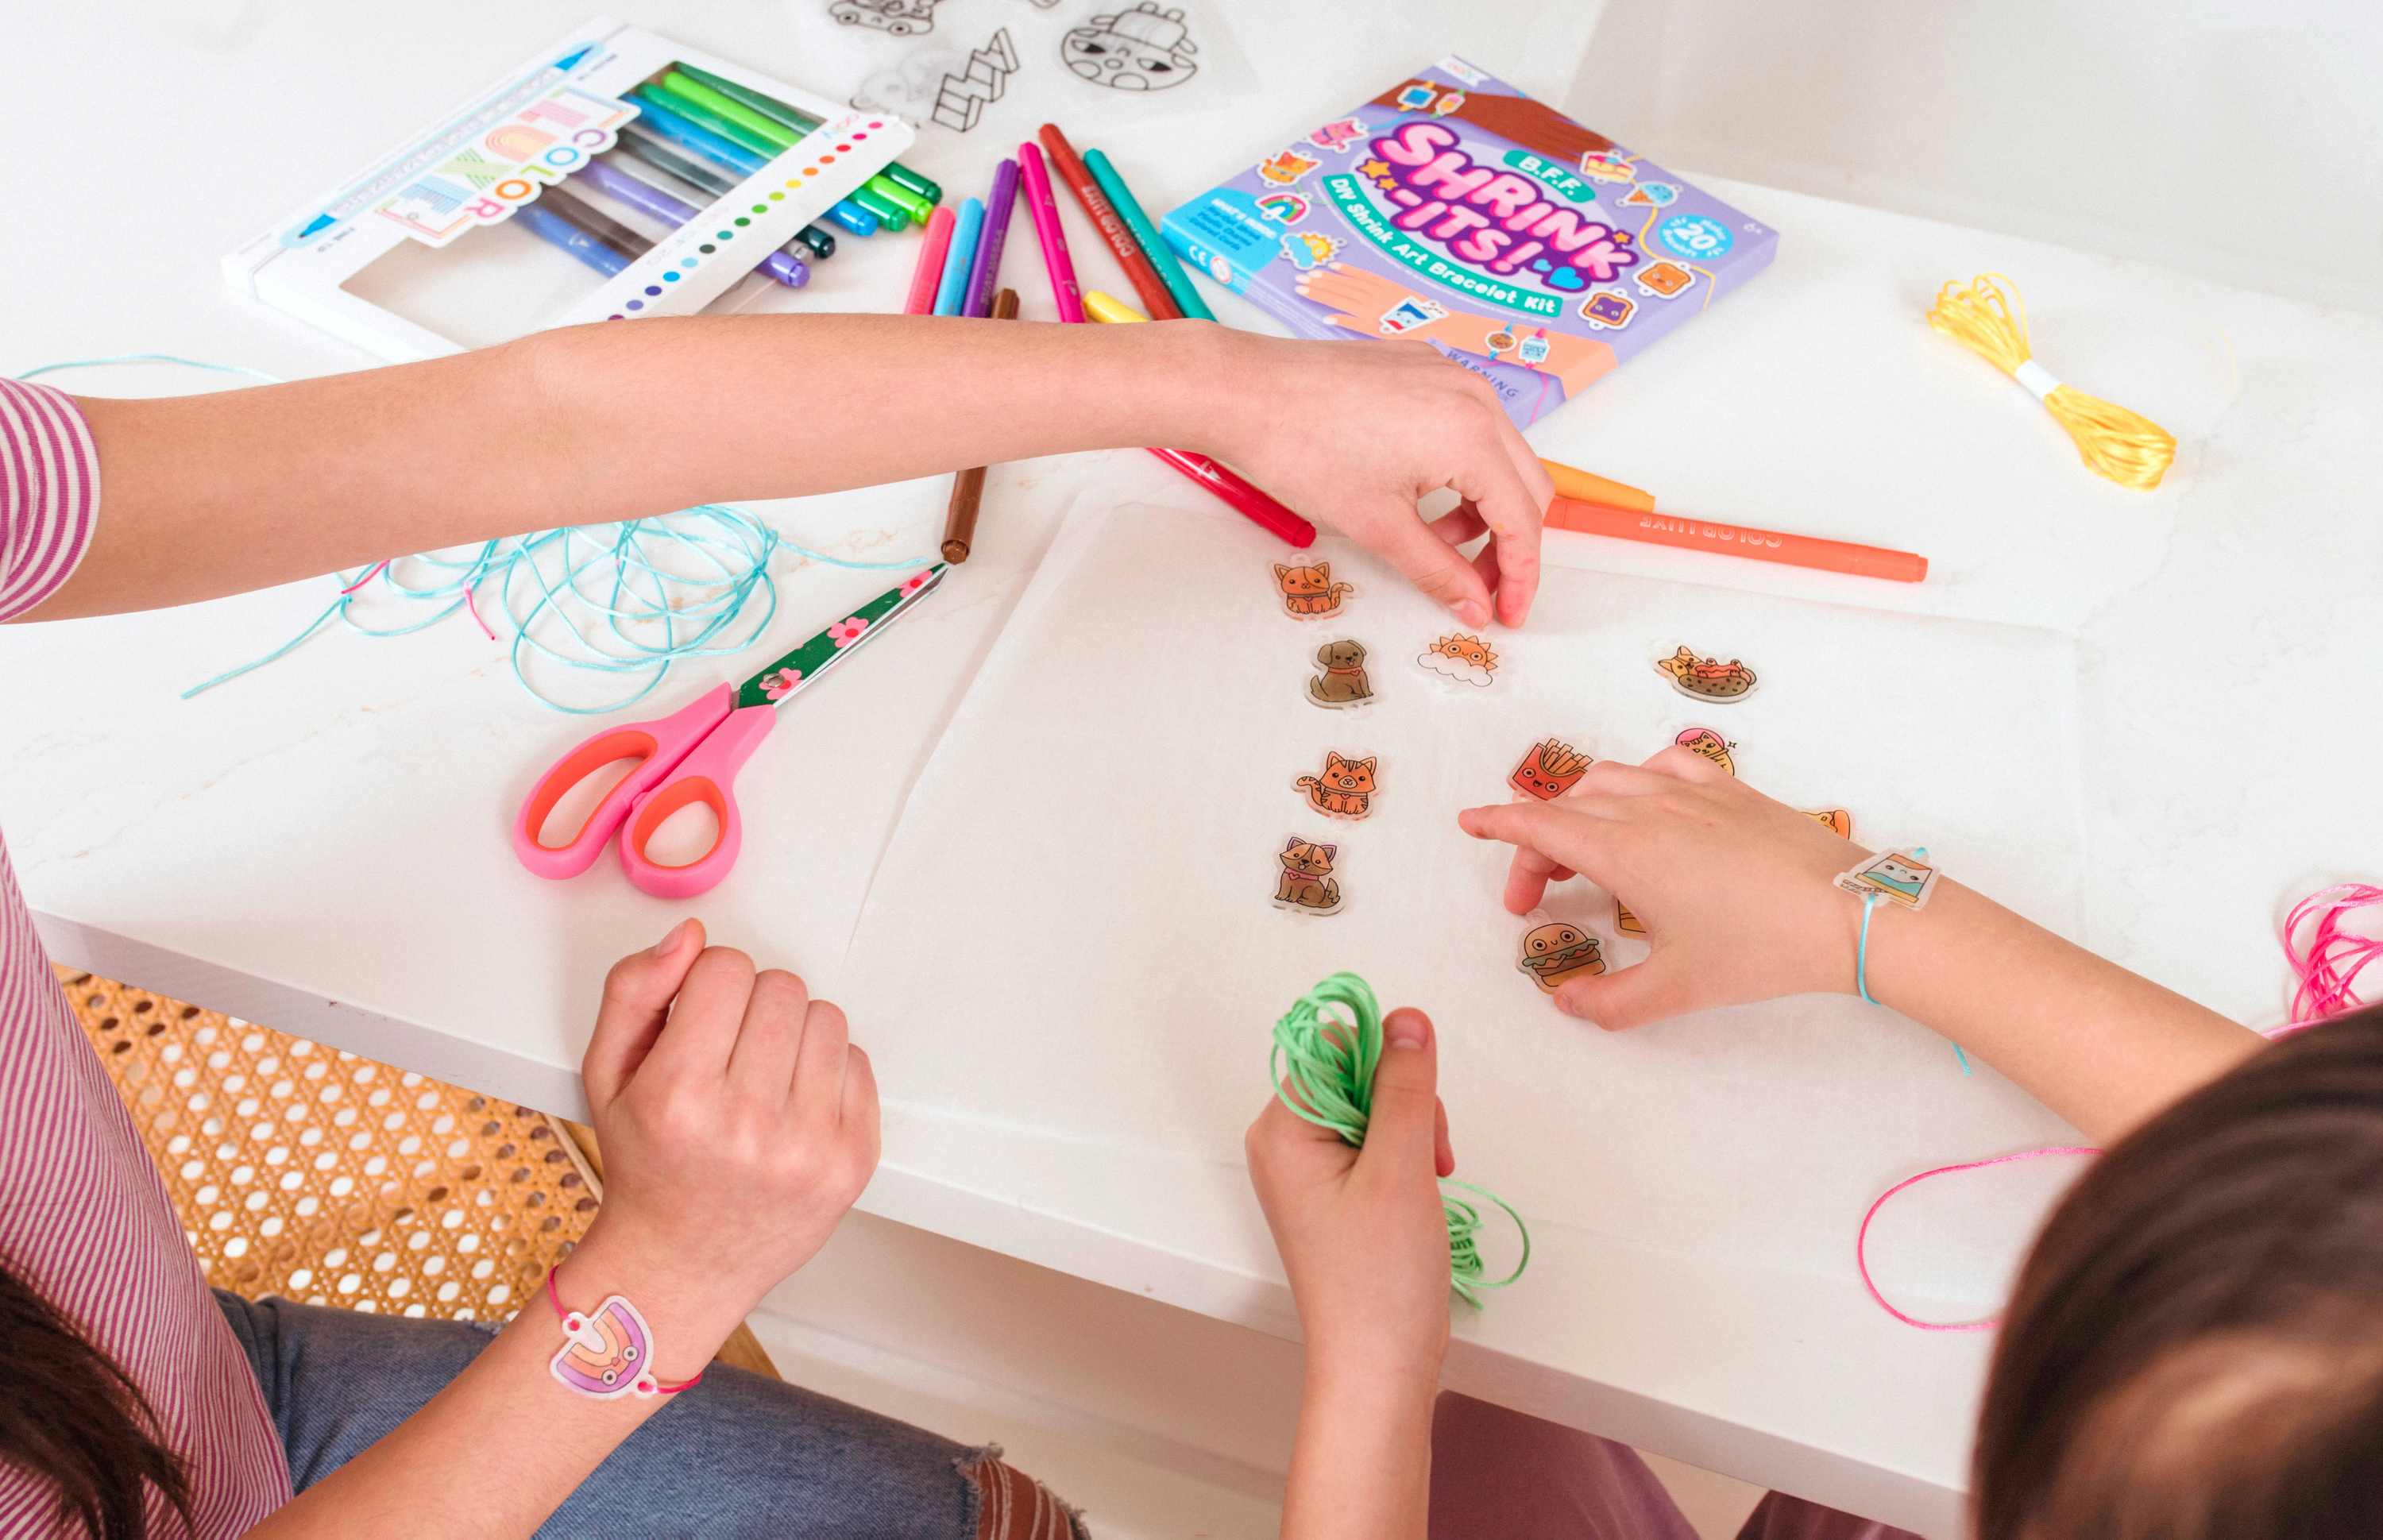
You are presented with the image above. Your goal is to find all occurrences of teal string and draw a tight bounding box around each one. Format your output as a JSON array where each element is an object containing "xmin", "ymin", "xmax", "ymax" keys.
[
  {"xmin": 1852, "ymin": 848, "xmax": 1968, "ymax": 1074},
  {"xmin": 1271, "ymin": 973, "xmax": 1531, "ymax": 1307},
  {"xmin": 14, "ymin": 352, "xmax": 933, "ymax": 712},
  {"xmin": 16, "ymin": 353, "xmax": 286, "ymax": 385}
]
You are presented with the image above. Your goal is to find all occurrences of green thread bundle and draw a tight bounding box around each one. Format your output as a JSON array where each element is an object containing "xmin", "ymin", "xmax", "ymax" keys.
[{"xmin": 1271, "ymin": 973, "xmax": 1530, "ymax": 1306}]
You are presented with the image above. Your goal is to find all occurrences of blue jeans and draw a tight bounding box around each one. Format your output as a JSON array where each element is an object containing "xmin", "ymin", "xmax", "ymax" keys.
[{"xmin": 216, "ymin": 1291, "xmax": 1022, "ymax": 1538}]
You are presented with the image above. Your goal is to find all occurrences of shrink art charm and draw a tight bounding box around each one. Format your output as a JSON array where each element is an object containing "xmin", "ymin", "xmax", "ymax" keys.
[
  {"xmin": 1296, "ymin": 751, "xmax": 1378, "ymax": 819},
  {"xmin": 1655, "ymin": 645, "xmax": 1758, "ymax": 702},
  {"xmin": 1509, "ymin": 739, "xmax": 1592, "ymax": 801},
  {"xmin": 1273, "ymin": 836, "xmax": 1346, "ymax": 915},
  {"xmin": 1516, "ymin": 917, "xmax": 1605, "ymax": 993},
  {"xmin": 1307, "ymin": 639, "xmax": 1373, "ymax": 708},
  {"xmin": 1416, "ymin": 631, "xmax": 1499, "ymax": 688},
  {"xmin": 1274, "ymin": 560, "xmax": 1354, "ymax": 619}
]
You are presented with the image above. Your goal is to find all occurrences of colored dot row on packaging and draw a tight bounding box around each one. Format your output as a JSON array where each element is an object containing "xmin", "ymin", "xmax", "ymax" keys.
[{"xmin": 608, "ymin": 124, "xmax": 883, "ymax": 317}]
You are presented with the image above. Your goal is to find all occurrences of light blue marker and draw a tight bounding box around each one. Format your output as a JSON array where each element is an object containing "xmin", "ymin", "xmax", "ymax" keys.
[{"xmin": 932, "ymin": 199, "xmax": 986, "ymax": 316}]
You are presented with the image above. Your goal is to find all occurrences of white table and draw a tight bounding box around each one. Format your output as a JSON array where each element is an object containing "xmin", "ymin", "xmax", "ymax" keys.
[{"xmin": 10, "ymin": 5, "xmax": 2381, "ymax": 1534}]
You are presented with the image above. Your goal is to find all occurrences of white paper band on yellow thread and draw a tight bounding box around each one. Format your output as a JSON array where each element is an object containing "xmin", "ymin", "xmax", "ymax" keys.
[{"xmin": 2012, "ymin": 360, "xmax": 2061, "ymax": 400}]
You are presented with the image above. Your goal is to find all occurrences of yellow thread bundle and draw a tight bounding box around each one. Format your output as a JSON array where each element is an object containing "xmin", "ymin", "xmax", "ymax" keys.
[{"xmin": 1925, "ymin": 273, "xmax": 2176, "ymax": 491}]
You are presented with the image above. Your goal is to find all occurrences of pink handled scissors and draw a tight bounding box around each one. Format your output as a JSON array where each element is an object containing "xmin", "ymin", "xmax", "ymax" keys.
[{"xmin": 513, "ymin": 565, "xmax": 946, "ymax": 898}]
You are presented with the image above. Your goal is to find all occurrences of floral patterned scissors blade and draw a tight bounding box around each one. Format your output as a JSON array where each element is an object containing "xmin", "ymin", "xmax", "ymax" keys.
[{"xmin": 512, "ymin": 565, "xmax": 946, "ymax": 898}]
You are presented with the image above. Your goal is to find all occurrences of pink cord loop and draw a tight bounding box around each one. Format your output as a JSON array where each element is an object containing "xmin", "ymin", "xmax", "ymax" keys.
[
  {"xmin": 1856, "ymin": 1147, "xmax": 2101, "ymax": 1331},
  {"xmin": 2281, "ymin": 882, "xmax": 2383, "ymax": 1032}
]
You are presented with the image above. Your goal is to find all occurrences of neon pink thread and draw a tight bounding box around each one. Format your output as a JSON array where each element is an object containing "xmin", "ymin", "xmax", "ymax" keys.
[
  {"xmin": 338, "ymin": 561, "xmax": 390, "ymax": 595},
  {"xmin": 462, "ymin": 584, "xmax": 496, "ymax": 642},
  {"xmin": 544, "ymin": 1268, "xmax": 702, "ymax": 1393},
  {"xmin": 1856, "ymin": 1147, "xmax": 2099, "ymax": 1331},
  {"xmin": 2280, "ymin": 883, "xmax": 2383, "ymax": 1033}
]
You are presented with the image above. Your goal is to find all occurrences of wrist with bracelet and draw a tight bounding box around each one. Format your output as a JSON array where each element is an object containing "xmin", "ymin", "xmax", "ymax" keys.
[
  {"xmin": 543, "ymin": 1265, "xmax": 705, "ymax": 1401},
  {"xmin": 1836, "ymin": 847, "xmax": 1971, "ymax": 1073}
]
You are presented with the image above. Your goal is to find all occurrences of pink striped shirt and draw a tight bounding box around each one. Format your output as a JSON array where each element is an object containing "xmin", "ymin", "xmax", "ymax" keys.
[{"xmin": 0, "ymin": 379, "xmax": 292, "ymax": 1534}]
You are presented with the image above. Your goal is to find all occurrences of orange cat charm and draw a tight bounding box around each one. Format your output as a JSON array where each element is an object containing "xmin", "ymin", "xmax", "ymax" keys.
[
  {"xmin": 1296, "ymin": 751, "xmax": 1378, "ymax": 820},
  {"xmin": 1275, "ymin": 562, "xmax": 1354, "ymax": 619}
]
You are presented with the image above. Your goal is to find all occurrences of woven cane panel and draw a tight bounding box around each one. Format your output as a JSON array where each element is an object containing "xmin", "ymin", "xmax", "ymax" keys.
[{"xmin": 59, "ymin": 967, "xmax": 597, "ymax": 1320}]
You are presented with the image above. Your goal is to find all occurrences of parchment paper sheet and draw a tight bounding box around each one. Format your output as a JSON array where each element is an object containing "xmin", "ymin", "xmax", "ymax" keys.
[{"xmin": 842, "ymin": 498, "xmax": 2089, "ymax": 1303}]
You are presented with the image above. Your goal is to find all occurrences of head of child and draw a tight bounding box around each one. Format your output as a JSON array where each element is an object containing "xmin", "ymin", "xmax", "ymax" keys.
[{"xmin": 1976, "ymin": 1005, "xmax": 2383, "ymax": 1539}]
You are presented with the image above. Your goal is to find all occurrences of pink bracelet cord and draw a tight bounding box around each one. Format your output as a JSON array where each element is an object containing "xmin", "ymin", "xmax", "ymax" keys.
[
  {"xmin": 1858, "ymin": 883, "xmax": 2383, "ymax": 1330},
  {"xmin": 2280, "ymin": 882, "xmax": 2383, "ymax": 1034},
  {"xmin": 546, "ymin": 1268, "xmax": 703, "ymax": 1394},
  {"xmin": 1855, "ymin": 1148, "xmax": 2101, "ymax": 1331}
]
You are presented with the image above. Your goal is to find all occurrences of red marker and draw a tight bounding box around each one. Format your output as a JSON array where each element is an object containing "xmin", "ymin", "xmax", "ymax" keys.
[{"xmin": 1082, "ymin": 289, "xmax": 1316, "ymax": 546}]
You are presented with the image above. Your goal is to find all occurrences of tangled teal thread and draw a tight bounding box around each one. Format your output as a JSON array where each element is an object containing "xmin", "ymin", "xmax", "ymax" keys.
[
  {"xmin": 1272, "ymin": 973, "xmax": 1530, "ymax": 1306},
  {"xmin": 17, "ymin": 356, "xmax": 929, "ymax": 714}
]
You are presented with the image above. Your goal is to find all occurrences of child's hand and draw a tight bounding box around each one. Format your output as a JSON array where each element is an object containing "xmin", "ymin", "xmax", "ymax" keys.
[
  {"xmin": 1197, "ymin": 327, "xmax": 1552, "ymax": 631},
  {"xmin": 564, "ymin": 921, "xmax": 879, "ymax": 1365},
  {"xmin": 1458, "ymin": 748, "xmax": 1871, "ymax": 1029},
  {"xmin": 1245, "ymin": 1006, "xmax": 1456, "ymax": 1383}
]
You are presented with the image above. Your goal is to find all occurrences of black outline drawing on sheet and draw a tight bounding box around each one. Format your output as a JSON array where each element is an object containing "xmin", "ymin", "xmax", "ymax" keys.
[
  {"xmin": 829, "ymin": 0, "xmax": 937, "ymax": 36},
  {"xmin": 1062, "ymin": 2, "xmax": 1201, "ymax": 91},
  {"xmin": 934, "ymin": 28, "xmax": 1022, "ymax": 132}
]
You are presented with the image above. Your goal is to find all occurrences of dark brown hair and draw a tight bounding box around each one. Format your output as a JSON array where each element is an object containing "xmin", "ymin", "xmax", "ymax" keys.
[
  {"xmin": 0, "ymin": 1261, "xmax": 194, "ymax": 1538},
  {"xmin": 1976, "ymin": 1005, "xmax": 2383, "ymax": 1540}
]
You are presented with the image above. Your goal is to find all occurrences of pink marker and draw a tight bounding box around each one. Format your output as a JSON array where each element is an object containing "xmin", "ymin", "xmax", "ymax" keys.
[
  {"xmin": 1017, "ymin": 144, "xmax": 1083, "ymax": 322},
  {"xmin": 904, "ymin": 206, "xmax": 956, "ymax": 316}
]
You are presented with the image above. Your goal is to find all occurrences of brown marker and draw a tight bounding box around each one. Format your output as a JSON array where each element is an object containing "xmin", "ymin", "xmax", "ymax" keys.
[{"xmin": 940, "ymin": 288, "xmax": 1018, "ymax": 564}]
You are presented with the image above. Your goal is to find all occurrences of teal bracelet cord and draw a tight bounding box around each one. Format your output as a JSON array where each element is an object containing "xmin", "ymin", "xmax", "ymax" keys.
[
  {"xmin": 1272, "ymin": 973, "xmax": 1531, "ymax": 1306},
  {"xmin": 1853, "ymin": 859, "xmax": 1971, "ymax": 1075}
]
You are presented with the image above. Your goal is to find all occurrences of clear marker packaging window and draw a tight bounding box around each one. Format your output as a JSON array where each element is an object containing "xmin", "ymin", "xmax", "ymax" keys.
[{"xmin": 225, "ymin": 19, "xmax": 920, "ymax": 361}]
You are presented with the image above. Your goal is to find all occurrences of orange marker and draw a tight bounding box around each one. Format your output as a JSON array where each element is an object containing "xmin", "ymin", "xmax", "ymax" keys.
[
  {"xmin": 1537, "ymin": 458, "xmax": 1655, "ymax": 513},
  {"xmin": 1544, "ymin": 497, "xmax": 1928, "ymax": 582}
]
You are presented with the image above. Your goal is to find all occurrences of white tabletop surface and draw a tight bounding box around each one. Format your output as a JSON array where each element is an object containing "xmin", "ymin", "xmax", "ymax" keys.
[{"xmin": 9, "ymin": 5, "xmax": 2383, "ymax": 1535}]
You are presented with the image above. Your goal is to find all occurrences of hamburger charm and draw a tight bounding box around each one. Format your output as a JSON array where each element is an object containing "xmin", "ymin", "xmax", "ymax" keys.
[{"xmin": 1516, "ymin": 920, "xmax": 1605, "ymax": 994}]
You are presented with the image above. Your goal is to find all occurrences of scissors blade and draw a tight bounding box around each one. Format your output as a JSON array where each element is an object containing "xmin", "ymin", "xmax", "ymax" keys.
[{"xmin": 732, "ymin": 563, "xmax": 948, "ymax": 711}]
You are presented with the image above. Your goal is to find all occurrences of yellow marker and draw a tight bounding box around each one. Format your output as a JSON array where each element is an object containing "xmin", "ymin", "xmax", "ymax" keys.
[
  {"xmin": 1083, "ymin": 290, "xmax": 1149, "ymax": 325},
  {"xmin": 1536, "ymin": 457, "xmax": 1656, "ymax": 514}
]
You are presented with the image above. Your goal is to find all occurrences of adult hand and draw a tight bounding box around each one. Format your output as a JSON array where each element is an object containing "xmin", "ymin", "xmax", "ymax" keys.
[
  {"xmin": 1195, "ymin": 329, "xmax": 1552, "ymax": 630},
  {"xmin": 567, "ymin": 921, "xmax": 879, "ymax": 1361},
  {"xmin": 1245, "ymin": 1006, "xmax": 1456, "ymax": 1380},
  {"xmin": 1458, "ymin": 747, "xmax": 1872, "ymax": 1029}
]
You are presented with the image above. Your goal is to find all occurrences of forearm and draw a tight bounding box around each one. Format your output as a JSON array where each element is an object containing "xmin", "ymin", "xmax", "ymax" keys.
[
  {"xmin": 1280, "ymin": 1358, "xmax": 1436, "ymax": 1540},
  {"xmin": 245, "ymin": 1221, "xmax": 747, "ymax": 1538},
  {"xmin": 1865, "ymin": 879, "xmax": 2265, "ymax": 1142},
  {"xmin": 33, "ymin": 314, "xmax": 1240, "ymax": 620}
]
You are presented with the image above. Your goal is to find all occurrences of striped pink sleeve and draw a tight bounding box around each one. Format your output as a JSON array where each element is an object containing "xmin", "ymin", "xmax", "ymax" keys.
[{"xmin": 0, "ymin": 378, "xmax": 99, "ymax": 621}]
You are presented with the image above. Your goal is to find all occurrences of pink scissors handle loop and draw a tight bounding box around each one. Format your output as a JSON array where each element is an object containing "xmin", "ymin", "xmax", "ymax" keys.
[
  {"xmin": 512, "ymin": 686, "xmax": 735, "ymax": 882},
  {"xmin": 616, "ymin": 704, "xmax": 776, "ymax": 899}
]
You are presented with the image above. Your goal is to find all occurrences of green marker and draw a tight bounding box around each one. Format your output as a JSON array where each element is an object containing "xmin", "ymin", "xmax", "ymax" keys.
[
  {"xmin": 673, "ymin": 61, "xmax": 942, "ymax": 206},
  {"xmin": 1082, "ymin": 148, "xmax": 1215, "ymax": 322},
  {"xmin": 847, "ymin": 182, "xmax": 910, "ymax": 232},
  {"xmin": 660, "ymin": 71, "xmax": 801, "ymax": 152},
  {"xmin": 863, "ymin": 176, "xmax": 932, "ymax": 223},
  {"xmin": 643, "ymin": 80, "xmax": 778, "ymax": 158}
]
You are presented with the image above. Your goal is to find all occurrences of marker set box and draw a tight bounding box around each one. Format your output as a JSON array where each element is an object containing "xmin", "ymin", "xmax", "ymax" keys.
[{"xmin": 225, "ymin": 18, "xmax": 917, "ymax": 362}]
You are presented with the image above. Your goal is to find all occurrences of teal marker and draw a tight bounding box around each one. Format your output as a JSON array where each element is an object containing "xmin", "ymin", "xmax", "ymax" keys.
[{"xmin": 1083, "ymin": 149, "xmax": 1214, "ymax": 322}]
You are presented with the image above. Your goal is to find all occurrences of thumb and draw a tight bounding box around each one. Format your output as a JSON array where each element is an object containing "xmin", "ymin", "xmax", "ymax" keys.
[
  {"xmin": 1554, "ymin": 953, "xmax": 1694, "ymax": 1032},
  {"xmin": 583, "ymin": 918, "xmax": 705, "ymax": 1110},
  {"xmin": 1361, "ymin": 1007, "xmax": 1441, "ymax": 1171},
  {"xmin": 1369, "ymin": 509, "xmax": 1494, "ymax": 630}
]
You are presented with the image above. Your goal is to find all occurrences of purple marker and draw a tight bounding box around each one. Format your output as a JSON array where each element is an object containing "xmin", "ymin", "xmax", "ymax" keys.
[
  {"xmin": 578, "ymin": 157, "xmax": 809, "ymax": 288},
  {"xmin": 961, "ymin": 158, "xmax": 1020, "ymax": 319}
]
